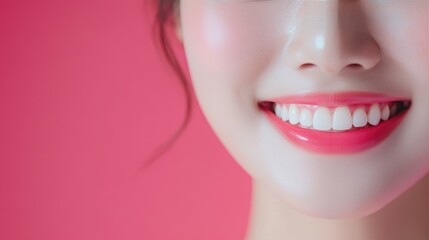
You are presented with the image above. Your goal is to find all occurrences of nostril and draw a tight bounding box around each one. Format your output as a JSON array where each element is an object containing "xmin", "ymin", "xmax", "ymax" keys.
[
  {"xmin": 298, "ymin": 63, "xmax": 364, "ymax": 73},
  {"xmin": 347, "ymin": 63, "xmax": 364, "ymax": 70},
  {"xmin": 299, "ymin": 63, "xmax": 316, "ymax": 69}
]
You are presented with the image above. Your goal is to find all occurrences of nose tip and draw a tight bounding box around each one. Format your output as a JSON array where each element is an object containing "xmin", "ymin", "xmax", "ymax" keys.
[{"xmin": 285, "ymin": 1, "xmax": 382, "ymax": 75}]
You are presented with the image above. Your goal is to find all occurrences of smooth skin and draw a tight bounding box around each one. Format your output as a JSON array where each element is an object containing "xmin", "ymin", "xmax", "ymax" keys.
[{"xmin": 174, "ymin": 0, "xmax": 429, "ymax": 239}]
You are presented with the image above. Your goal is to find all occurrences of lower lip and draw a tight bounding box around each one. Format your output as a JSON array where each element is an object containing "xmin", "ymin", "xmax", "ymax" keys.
[{"xmin": 262, "ymin": 107, "xmax": 409, "ymax": 154}]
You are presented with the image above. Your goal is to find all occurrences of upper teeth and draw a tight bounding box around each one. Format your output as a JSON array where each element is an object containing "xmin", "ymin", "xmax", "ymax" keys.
[{"xmin": 274, "ymin": 103, "xmax": 397, "ymax": 131}]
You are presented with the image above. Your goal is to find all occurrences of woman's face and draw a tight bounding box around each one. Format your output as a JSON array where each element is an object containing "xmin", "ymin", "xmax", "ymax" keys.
[{"xmin": 177, "ymin": 0, "xmax": 429, "ymax": 219}]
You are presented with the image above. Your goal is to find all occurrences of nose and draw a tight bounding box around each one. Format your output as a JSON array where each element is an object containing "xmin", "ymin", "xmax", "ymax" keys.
[{"xmin": 284, "ymin": 0, "xmax": 381, "ymax": 75}]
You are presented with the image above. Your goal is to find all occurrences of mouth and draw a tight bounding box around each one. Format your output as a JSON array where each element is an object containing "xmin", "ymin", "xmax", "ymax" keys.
[{"xmin": 258, "ymin": 92, "xmax": 412, "ymax": 154}]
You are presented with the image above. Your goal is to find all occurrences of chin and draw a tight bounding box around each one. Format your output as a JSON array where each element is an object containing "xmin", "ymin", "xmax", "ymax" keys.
[
  {"xmin": 291, "ymin": 201, "xmax": 387, "ymax": 220},
  {"xmin": 283, "ymin": 175, "xmax": 413, "ymax": 220}
]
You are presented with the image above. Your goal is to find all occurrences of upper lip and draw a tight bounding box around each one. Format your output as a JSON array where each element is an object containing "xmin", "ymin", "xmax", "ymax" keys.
[{"xmin": 263, "ymin": 91, "xmax": 411, "ymax": 106}]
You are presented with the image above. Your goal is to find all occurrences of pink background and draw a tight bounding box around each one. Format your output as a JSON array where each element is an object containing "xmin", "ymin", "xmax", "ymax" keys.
[{"xmin": 0, "ymin": 1, "xmax": 250, "ymax": 239}]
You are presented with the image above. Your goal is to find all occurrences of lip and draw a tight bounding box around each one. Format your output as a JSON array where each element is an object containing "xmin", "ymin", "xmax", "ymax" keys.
[
  {"xmin": 259, "ymin": 92, "xmax": 411, "ymax": 154},
  {"xmin": 266, "ymin": 91, "xmax": 409, "ymax": 106}
]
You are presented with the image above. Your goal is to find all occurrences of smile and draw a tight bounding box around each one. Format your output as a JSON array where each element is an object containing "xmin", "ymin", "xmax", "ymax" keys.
[{"xmin": 259, "ymin": 92, "xmax": 412, "ymax": 154}]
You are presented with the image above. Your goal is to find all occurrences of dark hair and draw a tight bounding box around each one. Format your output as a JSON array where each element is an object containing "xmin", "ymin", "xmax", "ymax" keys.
[{"xmin": 139, "ymin": 0, "xmax": 191, "ymax": 170}]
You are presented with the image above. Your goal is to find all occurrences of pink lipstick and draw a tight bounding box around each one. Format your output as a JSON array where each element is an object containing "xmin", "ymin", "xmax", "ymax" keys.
[{"xmin": 259, "ymin": 92, "xmax": 411, "ymax": 154}]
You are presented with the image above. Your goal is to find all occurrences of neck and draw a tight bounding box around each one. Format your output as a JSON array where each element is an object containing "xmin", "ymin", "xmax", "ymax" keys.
[{"xmin": 245, "ymin": 174, "xmax": 429, "ymax": 240}]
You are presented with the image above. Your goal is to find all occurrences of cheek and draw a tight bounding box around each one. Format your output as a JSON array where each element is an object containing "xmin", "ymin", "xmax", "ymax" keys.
[
  {"xmin": 399, "ymin": 11, "xmax": 429, "ymax": 86},
  {"xmin": 179, "ymin": 2, "xmax": 295, "ymax": 173},
  {"xmin": 180, "ymin": 2, "xmax": 287, "ymax": 87},
  {"xmin": 366, "ymin": 1, "xmax": 429, "ymax": 86}
]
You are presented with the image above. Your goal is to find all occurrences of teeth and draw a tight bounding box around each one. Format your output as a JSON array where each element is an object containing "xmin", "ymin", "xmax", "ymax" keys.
[
  {"xmin": 313, "ymin": 107, "xmax": 332, "ymax": 131},
  {"xmin": 390, "ymin": 103, "xmax": 398, "ymax": 117},
  {"xmin": 299, "ymin": 109, "xmax": 313, "ymax": 127},
  {"xmin": 353, "ymin": 108, "xmax": 368, "ymax": 127},
  {"xmin": 281, "ymin": 105, "xmax": 289, "ymax": 121},
  {"xmin": 368, "ymin": 104, "xmax": 381, "ymax": 126},
  {"xmin": 332, "ymin": 106, "xmax": 352, "ymax": 131},
  {"xmin": 381, "ymin": 105, "xmax": 390, "ymax": 121},
  {"xmin": 275, "ymin": 104, "xmax": 282, "ymax": 118},
  {"xmin": 271, "ymin": 101, "xmax": 407, "ymax": 132},
  {"xmin": 403, "ymin": 101, "xmax": 410, "ymax": 108},
  {"xmin": 289, "ymin": 104, "xmax": 300, "ymax": 125}
]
